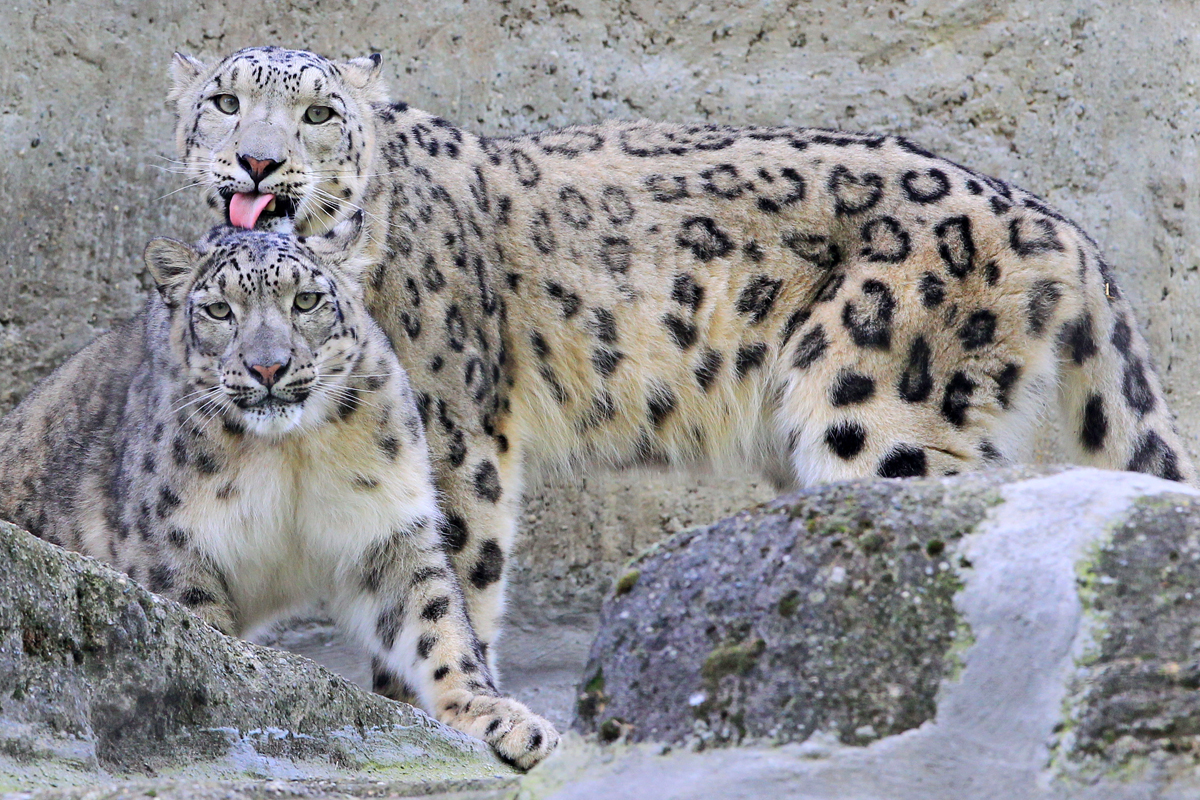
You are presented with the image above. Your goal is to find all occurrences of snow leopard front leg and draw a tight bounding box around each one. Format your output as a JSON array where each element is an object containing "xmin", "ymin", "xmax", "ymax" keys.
[
  {"xmin": 359, "ymin": 458, "xmax": 516, "ymax": 701},
  {"xmin": 419, "ymin": 391, "xmax": 523, "ymax": 676},
  {"xmin": 330, "ymin": 514, "xmax": 555, "ymax": 770}
]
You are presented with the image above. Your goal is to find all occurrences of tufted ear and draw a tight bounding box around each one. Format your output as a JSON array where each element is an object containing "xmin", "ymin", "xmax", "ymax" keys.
[
  {"xmin": 300, "ymin": 210, "xmax": 370, "ymax": 279},
  {"xmin": 167, "ymin": 52, "xmax": 207, "ymax": 104},
  {"xmin": 338, "ymin": 54, "xmax": 386, "ymax": 100},
  {"xmin": 144, "ymin": 237, "xmax": 200, "ymax": 307}
]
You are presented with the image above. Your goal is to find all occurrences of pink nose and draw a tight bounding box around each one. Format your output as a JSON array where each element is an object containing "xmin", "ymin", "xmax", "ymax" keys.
[
  {"xmin": 248, "ymin": 362, "xmax": 286, "ymax": 387},
  {"xmin": 238, "ymin": 155, "xmax": 283, "ymax": 183}
]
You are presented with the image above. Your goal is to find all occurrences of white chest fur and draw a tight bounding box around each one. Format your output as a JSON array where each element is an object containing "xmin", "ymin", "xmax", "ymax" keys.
[{"xmin": 176, "ymin": 421, "xmax": 437, "ymax": 629}]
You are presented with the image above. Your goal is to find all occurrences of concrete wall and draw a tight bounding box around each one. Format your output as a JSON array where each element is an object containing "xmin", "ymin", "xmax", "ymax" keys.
[{"xmin": 3, "ymin": 0, "xmax": 1200, "ymax": 715}]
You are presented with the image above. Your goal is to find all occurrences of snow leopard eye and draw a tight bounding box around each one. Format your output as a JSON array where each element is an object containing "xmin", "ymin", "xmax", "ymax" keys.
[
  {"xmin": 214, "ymin": 94, "xmax": 239, "ymax": 115},
  {"xmin": 205, "ymin": 302, "xmax": 232, "ymax": 320},
  {"xmin": 294, "ymin": 292, "xmax": 322, "ymax": 312},
  {"xmin": 303, "ymin": 105, "xmax": 333, "ymax": 125}
]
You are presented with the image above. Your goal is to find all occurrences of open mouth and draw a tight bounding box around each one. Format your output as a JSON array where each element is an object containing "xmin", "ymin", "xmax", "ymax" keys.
[{"xmin": 221, "ymin": 190, "xmax": 298, "ymax": 229}]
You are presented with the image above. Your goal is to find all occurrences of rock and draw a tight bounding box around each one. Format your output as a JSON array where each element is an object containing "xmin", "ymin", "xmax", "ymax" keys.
[
  {"xmin": 0, "ymin": 519, "xmax": 515, "ymax": 795},
  {"xmin": 564, "ymin": 468, "xmax": 1200, "ymax": 799},
  {"xmin": 574, "ymin": 470, "xmax": 1003, "ymax": 747},
  {"xmin": 12, "ymin": 778, "xmax": 516, "ymax": 800},
  {"xmin": 1059, "ymin": 490, "xmax": 1200, "ymax": 781}
]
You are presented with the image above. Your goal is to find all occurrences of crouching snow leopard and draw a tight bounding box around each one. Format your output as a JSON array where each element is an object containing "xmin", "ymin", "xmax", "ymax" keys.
[
  {"xmin": 167, "ymin": 46, "xmax": 1198, "ymax": 687},
  {"xmin": 0, "ymin": 220, "xmax": 558, "ymax": 769}
]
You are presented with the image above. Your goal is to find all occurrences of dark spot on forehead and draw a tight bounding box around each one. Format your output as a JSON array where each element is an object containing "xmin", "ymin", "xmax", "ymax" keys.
[
  {"xmin": 197, "ymin": 230, "xmax": 336, "ymax": 301},
  {"xmin": 220, "ymin": 47, "xmax": 339, "ymax": 90}
]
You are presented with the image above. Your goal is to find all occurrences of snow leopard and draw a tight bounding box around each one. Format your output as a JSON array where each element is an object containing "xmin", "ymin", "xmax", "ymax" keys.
[
  {"xmin": 166, "ymin": 45, "xmax": 1196, "ymax": 691},
  {"xmin": 0, "ymin": 220, "xmax": 558, "ymax": 769}
]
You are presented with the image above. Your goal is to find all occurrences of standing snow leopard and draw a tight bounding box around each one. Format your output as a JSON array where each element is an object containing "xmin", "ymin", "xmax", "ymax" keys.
[
  {"xmin": 167, "ymin": 46, "xmax": 1197, "ymax": 689},
  {"xmin": 0, "ymin": 221, "xmax": 558, "ymax": 770}
]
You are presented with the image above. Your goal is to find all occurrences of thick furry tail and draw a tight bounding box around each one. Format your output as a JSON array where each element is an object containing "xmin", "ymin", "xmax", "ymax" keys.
[{"xmin": 1058, "ymin": 246, "xmax": 1197, "ymax": 486}]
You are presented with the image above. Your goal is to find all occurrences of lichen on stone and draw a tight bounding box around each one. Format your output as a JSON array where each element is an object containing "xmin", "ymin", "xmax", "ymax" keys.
[
  {"xmin": 1055, "ymin": 493, "xmax": 1200, "ymax": 781},
  {"xmin": 614, "ymin": 570, "xmax": 641, "ymax": 596},
  {"xmin": 574, "ymin": 473, "xmax": 1008, "ymax": 747}
]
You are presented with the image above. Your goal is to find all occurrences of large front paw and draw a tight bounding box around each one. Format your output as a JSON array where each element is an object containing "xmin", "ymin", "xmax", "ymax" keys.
[{"xmin": 437, "ymin": 689, "xmax": 559, "ymax": 770}]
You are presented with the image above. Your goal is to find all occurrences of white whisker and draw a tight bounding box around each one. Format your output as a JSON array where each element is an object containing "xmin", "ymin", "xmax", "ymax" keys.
[
  {"xmin": 315, "ymin": 382, "xmax": 390, "ymax": 413},
  {"xmin": 171, "ymin": 386, "xmax": 223, "ymax": 414},
  {"xmin": 181, "ymin": 393, "xmax": 225, "ymax": 431},
  {"xmin": 308, "ymin": 168, "xmax": 413, "ymax": 180},
  {"xmin": 156, "ymin": 180, "xmax": 210, "ymax": 201},
  {"xmin": 308, "ymin": 184, "xmax": 388, "ymax": 228}
]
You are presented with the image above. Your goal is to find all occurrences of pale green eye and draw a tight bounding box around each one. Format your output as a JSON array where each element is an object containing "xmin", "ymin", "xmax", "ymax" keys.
[
  {"xmin": 214, "ymin": 94, "xmax": 239, "ymax": 115},
  {"xmin": 303, "ymin": 105, "xmax": 333, "ymax": 124},
  {"xmin": 205, "ymin": 302, "xmax": 232, "ymax": 320},
  {"xmin": 294, "ymin": 292, "xmax": 322, "ymax": 312}
]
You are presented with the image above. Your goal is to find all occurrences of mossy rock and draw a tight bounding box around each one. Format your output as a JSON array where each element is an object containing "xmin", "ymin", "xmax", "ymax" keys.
[{"xmin": 0, "ymin": 519, "xmax": 514, "ymax": 792}]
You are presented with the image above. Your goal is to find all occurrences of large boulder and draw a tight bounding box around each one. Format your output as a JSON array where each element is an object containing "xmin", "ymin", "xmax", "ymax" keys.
[
  {"xmin": 564, "ymin": 467, "xmax": 1200, "ymax": 799},
  {"xmin": 0, "ymin": 519, "xmax": 515, "ymax": 796}
]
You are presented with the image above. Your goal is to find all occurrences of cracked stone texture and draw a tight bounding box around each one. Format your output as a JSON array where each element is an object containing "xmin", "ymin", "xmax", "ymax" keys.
[
  {"xmin": 1058, "ymin": 492, "xmax": 1200, "ymax": 782},
  {"xmin": 538, "ymin": 469, "xmax": 1200, "ymax": 799},
  {"xmin": 0, "ymin": 519, "xmax": 515, "ymax": 794},
  {"xmin": 4, "ymin": 0, "xmax": 1200, "ymax": 743}
]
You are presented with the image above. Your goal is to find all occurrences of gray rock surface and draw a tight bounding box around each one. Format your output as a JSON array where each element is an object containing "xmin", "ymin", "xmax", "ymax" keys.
[
  {"xmin": 543, "ymin": 468, "xmax": 1200, "ymax": 799},
  {"xmin": 14, "ymin": 779, "xmax": 514, "ymax": 800},
  {"xmin": 1059, "ymin": 491, "xmax": 1200, "ymax": 783},
  {"xmin": 0, "ymin": 519, "xmax": 515, "ymax": 794},
  {"xmin": 574, "ymin": 472, "xmax": 1000, "ymax": 747},
  {"xmin": 6, "ymin": 458, "xmax": 1200, "ymax": 800}
]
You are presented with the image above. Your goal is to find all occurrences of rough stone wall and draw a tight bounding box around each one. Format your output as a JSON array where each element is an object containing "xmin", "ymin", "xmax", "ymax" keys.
[{"xmin": 2, "ymin": 0, "xmax": 1199, "ymax": 701}]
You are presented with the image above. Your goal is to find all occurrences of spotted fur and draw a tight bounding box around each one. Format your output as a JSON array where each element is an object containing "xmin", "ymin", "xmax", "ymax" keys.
[
  {"xmin": 169, "ymin": 46, "xmax": 1197, "ymax": 688},
  {"xmin": 0, "ymin": 223, "xmax": 557, "ymax": 770}
]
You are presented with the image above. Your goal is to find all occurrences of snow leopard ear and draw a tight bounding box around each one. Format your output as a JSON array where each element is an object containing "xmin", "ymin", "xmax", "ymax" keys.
[
  {"xmin": 168, "ymin": 52, "xmax": 207, "ymax": 103},
  {"xmin": 145, "ymin": 237, "xmax": 200, "ymax": 307},
  {"xmin": 338, "ymin": 54, "xmax": 387, "ymax": 100},
  {"xmin": 301, "ymin": 210, "xmax": 369, "ymax": 280}
]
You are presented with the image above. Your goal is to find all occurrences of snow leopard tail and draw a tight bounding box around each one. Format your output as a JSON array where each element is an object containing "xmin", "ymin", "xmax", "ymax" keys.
[{"xmin": 1057, "ymin": 243, "xmax": 1197, "ymax": 486}]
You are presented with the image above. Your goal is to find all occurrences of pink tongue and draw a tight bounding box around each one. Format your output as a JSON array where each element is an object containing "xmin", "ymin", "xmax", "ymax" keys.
[{"xmin": 229, "ymin": 192, "xmax": 275, "ymax": 229}]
